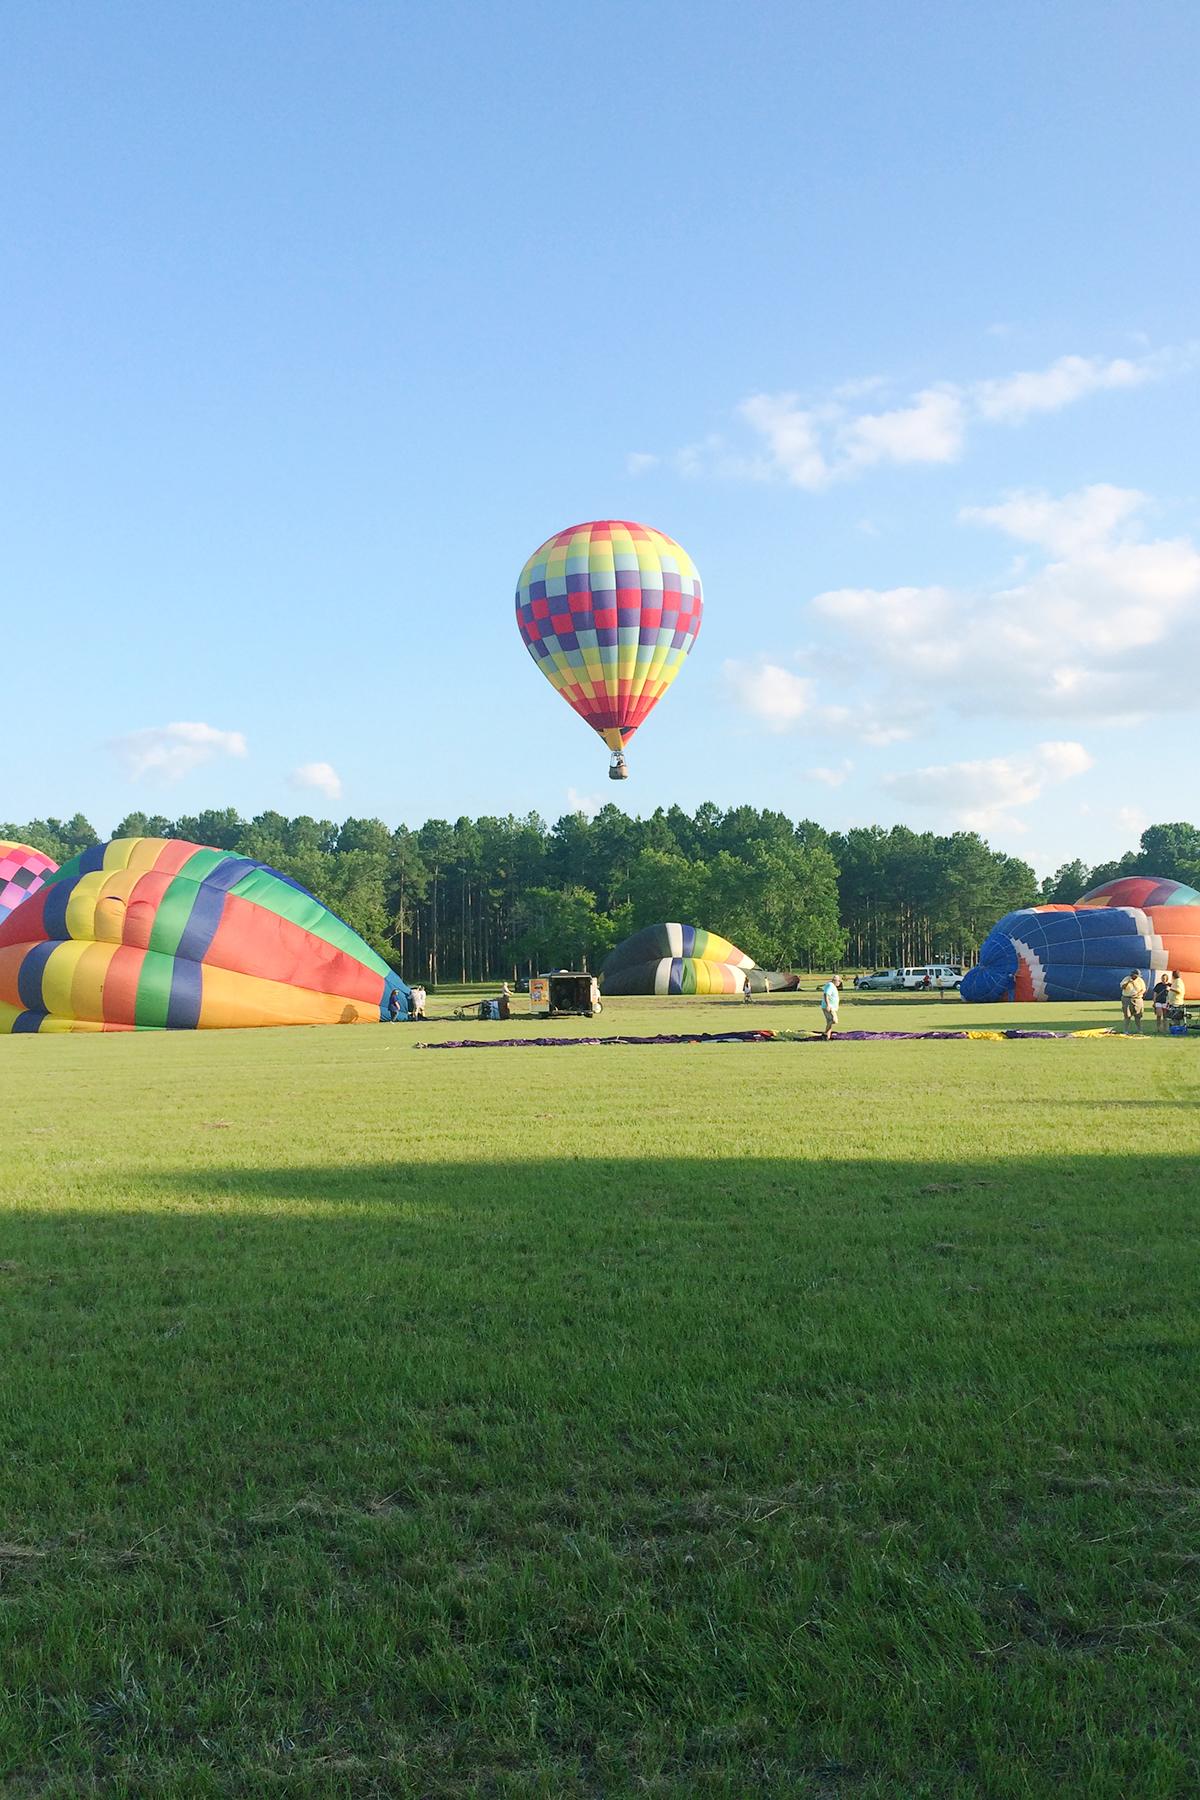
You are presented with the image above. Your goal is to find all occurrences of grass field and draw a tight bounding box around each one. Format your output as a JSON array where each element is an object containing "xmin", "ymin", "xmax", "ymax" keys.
[{"xmin": 2, "ymin": 987, "xmax": 1198, "ymax": 1797}]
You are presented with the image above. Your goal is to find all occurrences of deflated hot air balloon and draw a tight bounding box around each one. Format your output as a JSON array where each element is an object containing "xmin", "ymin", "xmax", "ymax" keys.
[
  {"xmin": 515, "ymin": 520, "xmax": 702, "ymax": 779},
  {"xmin": 960, "ymin": 874, "xmax": 1200, "ymax": 1002},
  {"xmin": 0, "ymin": 837, "xmax": 409, "ymax": 1033},
  {"xmin": 0, "ymin": 842, "xmax": 58, "ymax": 930},
  {"xmin": 601, "ymin": 923, "xmax": 754, "ymax": 996}
]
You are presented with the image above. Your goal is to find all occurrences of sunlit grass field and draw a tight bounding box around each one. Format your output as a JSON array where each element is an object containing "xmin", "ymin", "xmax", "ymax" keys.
[{"xmin": 2, "ymin": 988, "xmax": 1198, "ymax": 1797}]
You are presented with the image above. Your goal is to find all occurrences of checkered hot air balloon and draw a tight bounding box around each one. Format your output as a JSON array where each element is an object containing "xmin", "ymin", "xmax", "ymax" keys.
[
  {"xmin": 0, "ymin": 841, "xmax": 58, "ymax": 930},
  {"xmin": 515, "ymin": 520, "xmax": 702, "ymax": 778}
]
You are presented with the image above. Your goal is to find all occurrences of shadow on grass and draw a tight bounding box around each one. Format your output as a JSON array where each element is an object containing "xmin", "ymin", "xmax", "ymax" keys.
[{"xmin": 0, "ymin": 1153, "xmax": 1197, "ymax": 1796}]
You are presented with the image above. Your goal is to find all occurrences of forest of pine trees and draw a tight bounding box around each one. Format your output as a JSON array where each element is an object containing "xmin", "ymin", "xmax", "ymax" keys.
[{"xmin": 5, "ymin": 806, "xmax": 1198, "ymax": 985}]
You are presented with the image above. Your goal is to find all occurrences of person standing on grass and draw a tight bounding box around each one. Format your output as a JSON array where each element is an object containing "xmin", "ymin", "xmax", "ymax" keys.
[
  {"xmin": 743, "ymin": 971, "xmax": 753, "ymax": 1003},
  {"xmin": 1152, "ymin": 973, "xmax": 1171, "ymax": 1033},
  {"xmin": 820, "ymin": 974, "xmax": 843, "ymax": 1040},
  {"xmin": 411, "ymin": 984, "xmax": 426, "ymax": 1021},
  {"xmin": 1119, "ymin": 969, "xmax": 1146, "ymax": 1033},
  {"xmin": 1168, "ymin": 969, "xmax": 1187, "ymax": 1018}
]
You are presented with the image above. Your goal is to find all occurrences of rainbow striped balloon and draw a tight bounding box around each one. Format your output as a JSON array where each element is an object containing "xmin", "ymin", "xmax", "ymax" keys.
[
  {"xmin": 0, "ymin": 837, "xmax": 408, "ymax": 1033},
  {"xmin": 516, "ymin": 520, "xmax": 702, "ymax": 758},
  {"xmin": 601, "ymin": 922, "xmax": 754, "ymax": 997}
]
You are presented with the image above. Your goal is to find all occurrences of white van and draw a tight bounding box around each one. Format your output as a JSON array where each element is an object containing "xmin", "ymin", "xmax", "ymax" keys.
[{"xmin": 898, "ymin": 964, "xmax": 962, "ymax": 990}]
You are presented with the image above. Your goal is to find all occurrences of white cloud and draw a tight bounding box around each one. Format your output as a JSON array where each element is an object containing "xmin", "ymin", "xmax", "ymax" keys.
[
  {"xmin": 884, "ymin": 741, "xmax": 1094, "ymax": 831},
  {"xmin": 651, "ymin": 344, "xmax": 1192, "ymax": 491},
  {"xmin": 974, "ymin": 353, "xmax": 1154, "ymax": 424},
  {"xmin": 724, "ymin": 658, "xmax": 920, "ymax": 745},
  {"xmin": 724, "ymin": 660, "xmax": 816, "ymax": 730},
  {"xmin": 626, "ymin": 451, "xmax": 659, "ymax": 475},
  {"xmin": 959, "ymin": 483, "xmax": 1144, "ymax": 557},
  {"xmin": 289, "ymin": 761, "xmax": 343, "ymax": 801},
  {"xmin": 110, "ymin": 721, "xmax": 247, "ymax": 783},
  {"xmin": 736, "ymin": 396, "xmax": 832, "ymax": 489},
  {"xmin": 565, "ymin": 786, "xmax": 602, "ymax": 818},
  {"xmin": 805, "ymin": 760, "xmax": 854, "ymax": 787},
  {"xmin": 808, "ymin": 486, "xmax": 1200, "ymax": 720},
  {"xmin": 732, "ymin": 386, "xmax": 965, "ymax": 490},
  {"xmin": 839, "ymin": 386, "xmax": 966, "ymax": 471},
  {"xmin": 812, "ymin": 585, "xmax": 960, "ymax": 671}
]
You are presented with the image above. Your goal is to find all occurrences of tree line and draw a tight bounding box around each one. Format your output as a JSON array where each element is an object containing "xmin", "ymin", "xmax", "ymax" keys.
[{"xmin": 4, "ymin": 806, "xmax": 1198, "ymax": 984}]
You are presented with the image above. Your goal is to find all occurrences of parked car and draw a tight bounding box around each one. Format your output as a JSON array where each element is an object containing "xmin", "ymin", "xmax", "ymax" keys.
[
  {"xmin": 898, "ymin": 964, "xmax": 962, "ymax": 990},
  {"xmin": 854, "ymin": 968, "xmax": 903, "ymax": 990}
]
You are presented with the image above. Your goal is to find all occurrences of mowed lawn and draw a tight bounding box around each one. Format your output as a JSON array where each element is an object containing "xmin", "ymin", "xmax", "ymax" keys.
[{"xmin": 1, "ymin": 990, "xmax": 1198, "ymax": 1797}]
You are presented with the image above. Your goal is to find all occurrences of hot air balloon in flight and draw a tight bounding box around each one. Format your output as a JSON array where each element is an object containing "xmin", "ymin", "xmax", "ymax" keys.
[
  {"xmin": 0, "ymin": 842, "xmax": 58, "ymax": 930},
  {"xmin": 0, "ymin": 837, "xmax": 409, "ymax": 1033},
  {"xmin": 515, "ymin": 520, "xmax": 702, "ymax": 779}
]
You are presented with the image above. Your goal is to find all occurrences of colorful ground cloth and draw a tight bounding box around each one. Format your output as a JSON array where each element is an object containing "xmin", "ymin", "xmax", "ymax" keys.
[{"xmin": 415, "ymin": 1027, "xmax": 1117, "ymax": 1050}]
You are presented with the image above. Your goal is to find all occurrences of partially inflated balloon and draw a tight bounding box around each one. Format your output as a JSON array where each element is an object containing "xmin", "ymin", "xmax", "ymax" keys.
[
  {"xmin": 0, "ymin": 837, "xmax": 409, "ymax": 1032},
  {"xmin": 515, "ymin": 521, "xmax": 702, "ymax": 765},
  {"xmin": 0, "ymin": 842, "xmax": 58, "ymax": 930},
  {"xmin": 601, "ymin": 922, "xmax": 753, "ymax": 996},
  {"xmin": 1077, "ymin": 875, "xmax": 1198, "ymax": 910},
  {"xmin": 961, "ymin": 875, "xmax": 1200, "ymax": 1002}
]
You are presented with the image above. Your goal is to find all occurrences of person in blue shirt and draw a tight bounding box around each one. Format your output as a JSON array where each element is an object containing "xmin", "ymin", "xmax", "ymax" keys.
[{"xmin": 820, "ymin": 974, "xmax": 843, "ymax": 1040}]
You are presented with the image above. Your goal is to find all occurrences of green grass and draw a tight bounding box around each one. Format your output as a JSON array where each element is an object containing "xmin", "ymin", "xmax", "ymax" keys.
[{"xmin": 1, "ymin": 990, "xmax": 1198, "ymax": 1797}]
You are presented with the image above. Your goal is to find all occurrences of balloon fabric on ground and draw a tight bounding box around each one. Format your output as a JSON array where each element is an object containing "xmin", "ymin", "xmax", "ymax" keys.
[
  {"xmin": 417, "ymin": 1028, "xmax": 1118, "ymax": 1050},
  {"xmin": 600, "ymin": 922, "xmax": 754, "ymax": 996},
  {"xmin": 0, "ymin": 842, "xmax": 58, "ymax": 929},
  {"xmin": 0, "ymin": 837, "xmax": 408, "ymax": 1032},
  {"xmin": 961, "ymin": 874, "xmax": 1200, "ymax": 1002},
  {"xmin": 515, "ymin": 520, "xmax": 702, "ymax": 763}
]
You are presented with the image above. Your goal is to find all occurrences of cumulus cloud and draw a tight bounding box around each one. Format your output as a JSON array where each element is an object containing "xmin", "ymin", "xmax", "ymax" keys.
[
  {"xmin": 647, "ymin": 344, "xmax": 1192, "ymax": 491},
  {"xmin": 724, "ymin": 658, "xmax": 920, "ymax": 745},
  {"xmin": 838, "ymin": 386, "xmax": 966, "ymax": 471},
  {"xmin": 974, "ymin": 353, "xmax": 1157, "ymax": 423},
  {"xmin": 110, "ymin": 721, "xmax": 247, "ymax": 783},
  {"xmin": 736, "ymin": 397, "xmax": 833, "ymax": 489},
  {"xmin": 884, "ymin": 741, "xmax": 1094, "ymax": 830},
  {"xmin": 724, "ymin": 661, "xmax": 816, "ymax": 730},
  {"xmin": 565, "ymin": 786, "xmax": 602, "ymax": 818},
  {"xmin": 289, "ymin": 761, "xmax": 343, "ymax": 801},
  {"xmin": 809, "ymin": 486, "xmax": 1200, "ymax": 719},
  {"xmin": 959, "ymin": 483, "xmax": 1144, "ymax": 557},
  {"xmin": 812, "ymin": 585, "xmax": 961, "ymax": 672}
]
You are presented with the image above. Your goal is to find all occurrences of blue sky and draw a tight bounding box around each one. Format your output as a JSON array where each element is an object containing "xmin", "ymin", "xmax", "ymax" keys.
[{"xmin": 3, "ymin": 0, "xmax": 1196, "ymax": 875}]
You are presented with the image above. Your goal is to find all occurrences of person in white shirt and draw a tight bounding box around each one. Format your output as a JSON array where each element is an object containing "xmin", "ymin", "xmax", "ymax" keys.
[{"xmin": 820, "ymin": 975, "xmax": 843, "ymax": 1040}]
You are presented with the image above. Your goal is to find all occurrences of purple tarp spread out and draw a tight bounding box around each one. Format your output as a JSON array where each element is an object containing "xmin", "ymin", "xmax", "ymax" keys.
[
  {"xmin": 416, "ymin": 1031, "xmax": 777, "ymax": 1050},
  {"xmin": 415, "ymin": 1028, "xmax": 1114, "ymax": 1050}
]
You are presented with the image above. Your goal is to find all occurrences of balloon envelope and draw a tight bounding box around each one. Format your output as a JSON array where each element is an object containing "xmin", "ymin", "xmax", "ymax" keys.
[
  {"xmin": 961, "ymin": 875, "xmax": 1200, "ymax": 1002},
  {"xmin": 0, "ymin": 842, "xmax": 58, "ymax": 930},
  {"xmin": 0, "ymin": 837, "xmax": 408, "ymax": 1032},
  {"xmin": 516, "ymin": 520, "xmax": 702, "ymax": 754},
  {"xmin": 601, "ymin": 922, "xmax": 753, "ymax": 996}
]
